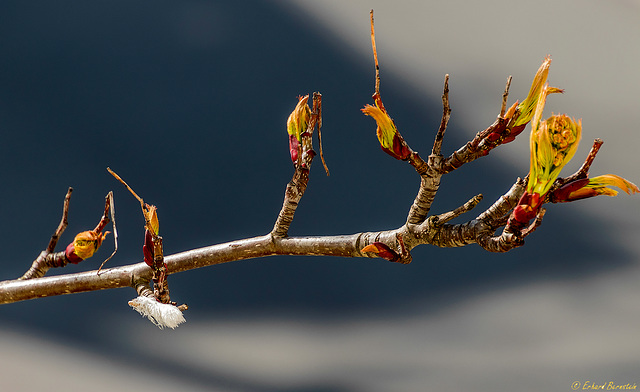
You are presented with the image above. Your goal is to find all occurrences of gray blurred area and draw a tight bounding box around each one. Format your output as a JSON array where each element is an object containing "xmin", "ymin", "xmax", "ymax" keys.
[{"xmin": 0, "ymin": 1, "xmax": 639, "ymax": 391}]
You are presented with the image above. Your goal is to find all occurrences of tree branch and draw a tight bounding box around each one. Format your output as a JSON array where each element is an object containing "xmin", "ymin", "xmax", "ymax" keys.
[
  {"xmin": 2, "ymin": 14, "xmax": 636, "ymax": 319},
  {"xmin": 0, "ymin": 173, "xmax": 529, "ymax": 305}
]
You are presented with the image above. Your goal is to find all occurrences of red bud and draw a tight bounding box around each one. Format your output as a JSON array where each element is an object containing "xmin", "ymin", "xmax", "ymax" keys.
[
  {"xmin": 143, "ymin": 229, "xmax": 154, "ymax": 267},
  {"xmin": 361, "ymin": 242, "xmax": 400, "ymax": 262},
  {"xmin": 65, "ymin": 243, "xmax": 84, "ymax": 264},
  {"xmin": 289, "ymin": 134, "xmax": 300, "ymax": 163}
]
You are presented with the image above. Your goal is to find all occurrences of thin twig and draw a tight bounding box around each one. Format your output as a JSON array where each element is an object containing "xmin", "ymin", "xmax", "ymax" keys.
[
  {"xmin": 500, "ymin": 76, "xmax": 512, "ymax": 118},
  {"xmin": 313, "ymin": 92, "xmax": 330, "ymax": 176},
  {"xmin": 435, "ymin": 193, "xmax": 483, "ymax": 224},
  {"xmin": 370, "ymin": 9, "xmax": 380, "ymax": 95},
  {"xmin": 432, "ymin": 74, "xmax": 451, "ymax": 156},
  {"xmin": 97, "ymin": 191, "xmax": 118, "ymax": 275},
  {"xmin": 47, "ymin": 187, "xmax": 73, "ymax": 253},
  {"xmin": 560, "ymin": 139, "xmax": 603, "ymax": 184},
  {"xmin": 546, "ymin": 139, "xmax": 604, "ymax": 203},
  {"xmin": 107, "ymin": 167, "xmax": 145, "ymax": 211}
]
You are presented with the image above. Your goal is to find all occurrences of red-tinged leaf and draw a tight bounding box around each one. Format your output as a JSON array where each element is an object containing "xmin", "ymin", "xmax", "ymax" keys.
[
  {"xmin": 551, "ymin": 178, "xmax": 590, "ymax": 202},
  {"xmin": 502, "ymin": 123, "xmax": 527, "ymax": 144},
  {"xmin": 363, "ymin": 93, "xmax": 412, "ymax": 161},
  {"xmin": 553, "ymin": 174, "xmax": 639, "ymax": 202}
]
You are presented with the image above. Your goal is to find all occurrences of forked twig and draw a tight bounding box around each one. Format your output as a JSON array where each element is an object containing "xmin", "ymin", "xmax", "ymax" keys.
[{"xmin": 19, "ymin": 188, "xmax": 74, "ymax": 280}]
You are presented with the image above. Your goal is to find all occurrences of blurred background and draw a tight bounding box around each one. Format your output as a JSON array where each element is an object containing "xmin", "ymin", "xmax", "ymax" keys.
[{"xmin": 0, "ymin": 1, "xmax": 639, "ymax": 391}]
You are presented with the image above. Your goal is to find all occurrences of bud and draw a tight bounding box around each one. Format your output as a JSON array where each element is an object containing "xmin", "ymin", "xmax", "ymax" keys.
[
  {"xmin": 143, "ymin": 228, "xmax": 155, "ymax": 267},
  {"xmin": 362, "ymin": 94, "xmax": 411, "ymax": 160},
  {"xmin": 552, "ymin": 174, "xmax": 639, "ymax": 202},
  {"xmin": 287, "ymin": 95, "xmax": 311, "ymax": 163},
  {"xmin": 528, "ymin": 113, "xmax": 581, "ymax": 197},
  {"xmin": 361, "ymin": 242, "xmax": 400, "ymax": 262},
  {"xmin": 498, "ymin": 102, "xmax": 522, "ymax": 144},
  {"xmin": 142, "ymin": 204, "xmax": 160, "ymax": 267},
  {"xmin": 504, "ymin": 191, "xmax": 542, "ymax": 233},
  {"xmin": 65, "ymin": 230, "xmax": 109, "ymax": 264}
]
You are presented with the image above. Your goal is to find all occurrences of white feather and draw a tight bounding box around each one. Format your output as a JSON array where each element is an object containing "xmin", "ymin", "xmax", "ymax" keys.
[{"xmin": 128, "ymin": 296, "xmax": 186, "ymax": 329}]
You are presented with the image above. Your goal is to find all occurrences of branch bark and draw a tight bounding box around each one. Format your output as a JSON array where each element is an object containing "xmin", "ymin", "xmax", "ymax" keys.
[
  {"xmin": 0, "ymin": 174, "xmax": 528, "ymax": 305},
  {"xmin": 0, "ymin": 233, "xmax": 361, "ymax": 304}
]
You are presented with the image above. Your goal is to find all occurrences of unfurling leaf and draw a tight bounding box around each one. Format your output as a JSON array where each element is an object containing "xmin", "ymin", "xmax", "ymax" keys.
[
  {"xmin": 287, "ymin": 95, "xmax": 311, "ymax": 163},
  {"xmin": 515, "ymin": 56, "xmax": 554, "ymax": 127},
  {"xmin": 362, "ymin": 94, "xmax": 411, "ymax": 160}
]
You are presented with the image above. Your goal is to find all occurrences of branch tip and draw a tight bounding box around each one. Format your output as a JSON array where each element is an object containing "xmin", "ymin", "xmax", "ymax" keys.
[
  {"xmin": 107, "ymin": 167, "xmax": 144, "ymax": 210},
  {"xmin": 313, "ymin": 92, "xmax": 330, "ymax": 176},
  {"xmin": 432, "ymin": 74, "xmax": 451, "ymax": 156},
  {"xmin": 370, "ymin": 9, "xmax": 380, "ymax": 95},
  {"xmin": 500, "ymin": 75, "xmax": 513, "ymax": 117}
]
